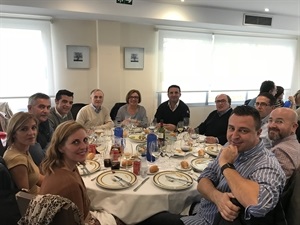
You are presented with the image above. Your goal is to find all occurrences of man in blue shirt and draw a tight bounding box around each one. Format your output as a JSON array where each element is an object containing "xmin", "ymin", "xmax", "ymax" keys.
[{"xmin": 137, "ymin": 106, "xmax": 285, "ymax": 225}]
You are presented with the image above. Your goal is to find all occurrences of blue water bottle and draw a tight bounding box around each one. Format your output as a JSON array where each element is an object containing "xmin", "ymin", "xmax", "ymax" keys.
[
  {"xmin": 146, "ymin": 132, "xmax": 157, "ymax": 162},
  {"xmin": 114, "ymin": 120, "xmax": 123, "ymax": 138}
]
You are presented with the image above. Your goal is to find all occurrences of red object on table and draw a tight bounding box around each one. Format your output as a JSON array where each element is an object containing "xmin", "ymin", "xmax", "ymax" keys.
[{"xmin": 88, "ymin": 144, "xmax": 96, "ymax": 154}]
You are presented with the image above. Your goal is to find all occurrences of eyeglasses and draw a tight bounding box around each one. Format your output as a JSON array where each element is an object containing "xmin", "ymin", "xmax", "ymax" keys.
[
  {"xmin": 129, "ymin": 96, "xmax": 139, "ymax": 99},
  {"xmin": 255, "ymin": 102, "xmax": 270, "ymax": 107},
  {"xmin": 215, "ymin": 99, "xmax": 227, "ymax": 104}
]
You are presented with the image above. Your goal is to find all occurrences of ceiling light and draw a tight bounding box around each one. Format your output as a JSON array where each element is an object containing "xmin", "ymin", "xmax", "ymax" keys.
[
  {"xmin": 181, "ymin": 0, "xmax": 185, "ymax": 2},
  {"xmin": 265, "ymin": 8, "xmax": 270, "ymax": 12}
]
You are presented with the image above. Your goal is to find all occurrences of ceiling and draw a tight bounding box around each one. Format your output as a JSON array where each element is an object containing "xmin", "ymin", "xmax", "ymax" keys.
[{"xmin": 141, "ymin": 0, "xmax": 300, "ymax": 18}]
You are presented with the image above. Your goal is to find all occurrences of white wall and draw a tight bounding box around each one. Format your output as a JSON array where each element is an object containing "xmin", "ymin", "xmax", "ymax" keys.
[{"xmin": 50, "ymin": 19, "xmax": 300, "ymax": 128}]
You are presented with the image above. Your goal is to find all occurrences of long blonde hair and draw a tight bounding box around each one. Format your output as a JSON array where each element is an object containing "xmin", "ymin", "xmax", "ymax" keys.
[
  {"xmin": 6, "ymin": 112, "xmax": 38, "ymax": 146},
  {"xmin": 41, "ymin": 121, "xmax": 87, "ymax": 175}
]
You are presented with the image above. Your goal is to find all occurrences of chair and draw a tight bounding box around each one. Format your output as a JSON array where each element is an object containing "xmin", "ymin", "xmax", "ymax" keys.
[
  {"xmin": 16, "ymin": 191, "xmax": 83, "ymax": 225},
  {"xmin": 0, "ymin": 156, "xmax": 21, "ymax": 225},
  {"xmin": 71, "ymin": 103, "xmax": 87, "ymax": 120},
  {"xmin": 110, "ymin": 102, "xmax": 126, "ymax": 121}
]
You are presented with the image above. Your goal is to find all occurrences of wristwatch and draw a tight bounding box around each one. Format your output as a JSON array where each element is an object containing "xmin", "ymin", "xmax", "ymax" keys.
[{"xmin": 221, "ymin": 163, "xmax": 235, "ymax": 175}]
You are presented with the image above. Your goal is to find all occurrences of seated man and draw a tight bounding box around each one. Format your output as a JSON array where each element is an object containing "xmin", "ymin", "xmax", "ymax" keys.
[
  {"xmin": 48, "ymin": 89, "xmax": 74, "ymax": 130},
  {"xmin": 255, "ymin": 92, "xmax": 276, "ymax": 149},
  {"xmin": 247, "ymin": 80, "xmax": 277, "ymax": 107},
  {"xmin": 194, "ymin": 94, "xmax": 232, "ymax": 145},
  {"xmin": 268, "ymin": 107, "xmax": 300, "ymax": 181},
  {"xmin": 137, "ymin": 106, "xmax": 285, "ymax": 225},
  {"xmin": 154, "ymin": 85, "xmax": 190, "ymax": 131},
  {"xmin": 76, "ymin": 89, "xmax": 114, "ymax": 129},
  {"xmin": 28, "ymin": 93, "xmax": 53, "ymax": 166}
]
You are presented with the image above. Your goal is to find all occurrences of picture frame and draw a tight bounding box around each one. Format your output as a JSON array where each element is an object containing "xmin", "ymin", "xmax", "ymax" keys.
[
  {"xmin": 66, "ymin": 45, "xmax": 90, "ymax": 69},
  {"xmin": 124, "ymin": 47, "xmax": 144, "ymax": 69}
]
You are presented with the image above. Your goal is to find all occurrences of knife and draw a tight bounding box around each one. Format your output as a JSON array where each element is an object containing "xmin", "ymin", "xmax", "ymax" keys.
[
  {"xmin": 114, "ymin": 175, "xmax": 132, "ymax": 186},
  {"xmin": 133, "ymin": 177, "xmax": 149, "ymax": 192},
  {"xmin": 165, "ymin": 175, "xmax": 193, "ymax": 184}
]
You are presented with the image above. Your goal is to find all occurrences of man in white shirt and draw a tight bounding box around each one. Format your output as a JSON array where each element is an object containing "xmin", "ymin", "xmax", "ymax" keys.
[{"xmin": 76, "ymin": 89, "xmax": 114, "ymax": 129}]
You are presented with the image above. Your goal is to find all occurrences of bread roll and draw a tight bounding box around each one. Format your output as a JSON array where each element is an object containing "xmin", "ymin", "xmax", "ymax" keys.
[
  {"xmin": 198, "ymin": 149, "xmax": 205, "ymax": 157},
  {"xmin": 122, "ymin": 159, "xmax": 133, "ymax": 167},
  {"xmin": 86, "ymin": 152, "xmax": 95, "ymax": 160},
  {"xmin": 180, "ymin": 160, "xmax": 189, "ymax": 169},
  {"xmin": 149, "ymin": 165, "xmax": 159, "ymax": 173}
]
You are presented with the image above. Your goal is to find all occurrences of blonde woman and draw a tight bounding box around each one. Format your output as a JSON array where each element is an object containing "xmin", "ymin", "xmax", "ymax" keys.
[
  {"xmin": 3, "ymin": 112, "xmax": 44, "ymax": 194},
  {"xmin": 40, "ymin": 121, "xmax": 125, "ymax": 225}
]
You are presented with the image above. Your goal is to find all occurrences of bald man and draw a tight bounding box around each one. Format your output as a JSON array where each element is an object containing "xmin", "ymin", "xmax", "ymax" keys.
[
  {"xmin": 195, "ymin": 94, "xmax": 232, "ymax": 145},
  {"xmin": 268, "ymin": 107, "xmax": 300, "ymax": 180}
]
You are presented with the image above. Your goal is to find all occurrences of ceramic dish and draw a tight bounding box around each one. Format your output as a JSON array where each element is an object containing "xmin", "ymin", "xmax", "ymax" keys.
[
  {"xmin": 190, "ymin": 158, "xmax": 212, "ymax": 172},
  {"xmin": 128, "ymin": 134, "xmax": 147, "ymax": 143},
  {"xmin": 205, "ymin": 144, "xmax": 222, "ymax": 156},
  {"xmin": 152, "ymin": 171, "xmax": 193, "ymax": 190},
  {"xmin": 78, "ymin": 160, "xmax": 100, "ymax": 176},
  {"xmin": 96, "ymin": 170, "xmax": 137, "ymax": 190}
]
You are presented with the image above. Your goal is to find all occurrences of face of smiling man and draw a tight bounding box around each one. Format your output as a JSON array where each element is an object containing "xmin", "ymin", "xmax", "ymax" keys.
[{"xmin": 268, "ymin": 107, "xmax": 298, "ymax": 141}]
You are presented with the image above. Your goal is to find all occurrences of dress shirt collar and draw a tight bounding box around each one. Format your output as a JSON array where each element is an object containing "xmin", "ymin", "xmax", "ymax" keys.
[
  {"xmin": 168, "ymin": 100, "xmax": 180, "ymax": 112},
  {"xmin": 91, "ymin": 104, "xmax": 101, "ymax": 113},
  {"xmin": 54, "ymin": 107, "xmax": 67, "ymax": 119}
]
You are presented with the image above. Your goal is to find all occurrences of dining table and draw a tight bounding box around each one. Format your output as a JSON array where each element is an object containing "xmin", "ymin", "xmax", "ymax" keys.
[{"xmin": 81, "ymin": 130, "xmax": 218, "ymax": 225}]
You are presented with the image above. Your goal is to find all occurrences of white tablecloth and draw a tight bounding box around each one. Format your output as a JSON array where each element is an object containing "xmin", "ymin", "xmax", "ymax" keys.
[{"xmin": 83, "ymin": 136, "xmax": 203, "ymax": 225}]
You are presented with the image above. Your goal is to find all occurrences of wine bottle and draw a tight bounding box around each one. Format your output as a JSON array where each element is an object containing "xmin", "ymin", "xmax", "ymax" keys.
[{"xmin": 157, "ymin": 120, "xmax": 165, "ymax": 148}]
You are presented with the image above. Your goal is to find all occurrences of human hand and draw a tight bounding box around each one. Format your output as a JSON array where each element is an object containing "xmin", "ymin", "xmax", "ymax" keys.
[
  {"xmin": 218, "ymin": 145, "xmax": 238, "ymax": 166},
  {"xmin": 164, "ymin": 123, "xmax": 176, "ymax": 131},
  {"xmin": 215, "ymin": 192, "xmax": 240, "ymax": 222},
  {"xmin": 204, "ymin": 136, "xmax": 218, "ymax": 144}
]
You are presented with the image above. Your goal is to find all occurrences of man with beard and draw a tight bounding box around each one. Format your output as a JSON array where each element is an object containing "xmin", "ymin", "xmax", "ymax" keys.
[
  {"xmin": 268, "ymin": 107, "xmax": 300, "ymax": 181},
  {"xmin": 28, "ymin": 93, "xmax": 53, "ymax": 166},
  {"xmin": 76, "ymin": 89, "xmax": 114, "ymax": 130},
  {"xmin": 137, "ymin": 106, "xmax": 285, "ymax": 225}
]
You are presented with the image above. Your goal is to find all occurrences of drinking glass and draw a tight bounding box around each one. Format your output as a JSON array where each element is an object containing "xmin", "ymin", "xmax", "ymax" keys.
[
  {"xmin": 95, "ymin": 137, "xmax": 107, "ymax": 167},
  {"xmin": 123, "ymin": 140, "xmax": 133, "ymax": 170},
  {"xmin": 177, "ymin": 121, "xmax": 184, "ymax": 134},
  {"xmin": 180, "ymin": 139, "xmax": 190, "ymax": 160},
  {"xmin": 149, "ymin": 118, "xmax": 157, "ymax": 131},
  {"xmin": 149, "ymin": 142, "xmax": 161, "ymax": 162},
  {"xmin": 183, "ymin": 117, "xmax": 189, "ymax": 131},
  {"xmin": 165, "ymin": 140, "xmax": 175, "ymax": 168}
]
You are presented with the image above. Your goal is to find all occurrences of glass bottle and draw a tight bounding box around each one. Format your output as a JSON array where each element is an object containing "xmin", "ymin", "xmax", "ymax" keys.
[{"xmin": 157, "ymin": 119, "xmax": 165, "ymax": 148}]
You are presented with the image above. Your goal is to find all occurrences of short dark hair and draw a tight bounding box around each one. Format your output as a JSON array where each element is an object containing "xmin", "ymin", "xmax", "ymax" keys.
[
  {"xmin": 257, "ymin": 92, "xmax": 276, "ymax": 106},
  {"xmin": 231, "ymin": 105, "xmax": 261, "ymax": 131},
  {"xmin": 259, "ymin": 80, "xmax": 275, "ymax": 93},
  {"xmin": 28, "ymin": 93, "xmax": 50, "ymax": 105},
  {"xmin": 274, "ymin": 86, "xmax": 284, "ymax": 99},
  {"xmin": 168, "ymin": 85, "xmax": 181, "ymax": 93},
  {"xmin": 126, "ymin": 89, "xmax": 141, "ymax": 103},
  {"xmin": 55, "ymin": 89, "xmax": 74, "ymax": 101}
]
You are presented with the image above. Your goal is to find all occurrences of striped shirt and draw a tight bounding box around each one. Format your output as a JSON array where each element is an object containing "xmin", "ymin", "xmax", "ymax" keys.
[{"xmin": 181, "ymin": 140, "xmax": 286, "ymax": 225}]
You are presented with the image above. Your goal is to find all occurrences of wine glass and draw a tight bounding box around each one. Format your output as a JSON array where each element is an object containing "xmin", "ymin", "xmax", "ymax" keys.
[
  {"xmin": 95, "ymin": 137, "xmax": 107, "ymax": 167},
  {"xmin": 165, "ymin": 140, "xmax": 175, "ymax": 168},
  {"xmin": 177, "ymin": 121, "xmax": 184, "ymax": 139},
  {"xmin": 149, "ymin": 118, "xmax": 157, "ymax": 131},
  {"xmin": 183, "ymin": 117, "xmax": 189, "ymax": 131},
  {"xmin": 180, "ymin": 139, "xmax": 191, "ymax": 160},
  {"xmin": 149, "ymin": 141, "xmax": 161, "ymax": 162}
]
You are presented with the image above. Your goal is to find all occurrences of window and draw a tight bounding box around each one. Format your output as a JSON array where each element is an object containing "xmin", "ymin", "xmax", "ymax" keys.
[
  {"xmin": 158, "ymin": 30, "xmax": 297, "ymax": 105},
  {"xmin": 0, "ymin": 16, "xmax": 54, "ymax": 112}
]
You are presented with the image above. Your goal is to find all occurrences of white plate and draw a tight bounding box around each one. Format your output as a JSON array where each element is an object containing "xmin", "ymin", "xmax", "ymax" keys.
[
  {"xmin": 128, "ymin": 134, "xmax": 147, "ymax": 143},
  {"xmin": 198, "ymin": 135, "xmax": 206, "ymax": 142},
  {"xmin": 205, "ymin": 144, "xmax": 222, "ymax": 156},
  {"xmin": 175, "ymin": 164, "xmax": 192, "ymax": 171},
  {"xmin": 191, "ymin": 158, "xmax": 212, "ymax": 172},
  {"xmin": 173, "ymin": 149, "xmax": 186, "ymax": 157},
  {"xmin": 133, "ymin": 127, "xmax": 143, "ymax": 133},
  {"xmin": 152, "ymin": 171, "xmax": 193, "ymax": 190},
  {"xmin": 96, "ymin": 170, "xmax": 137, "ymax": 190},
  {"xmin": 77, "ymin": 160, "xmax": 100, "ymax": 176}
]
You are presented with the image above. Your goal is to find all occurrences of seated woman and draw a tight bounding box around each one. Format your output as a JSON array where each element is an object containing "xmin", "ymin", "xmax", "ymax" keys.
[
  {"xmin": 115, "ymin": 89, "xmax": 148, "ymax": 128},
  {"xmin": 3, "ymin": 112, "xmax": 44, "ymax": 194},
  {"xmin": 39, "ymin": 121, "xmax": 125, "ymax": 225}
]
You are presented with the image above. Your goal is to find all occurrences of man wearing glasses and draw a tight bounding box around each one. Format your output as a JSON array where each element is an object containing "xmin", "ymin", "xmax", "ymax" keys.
[
  {"xmin": 194, "ymin": 94, "xmax": 232, "ymax": 145},
  {"xmin": 255, "ymin": 92, "xmax": 276, "ymax": 149}
]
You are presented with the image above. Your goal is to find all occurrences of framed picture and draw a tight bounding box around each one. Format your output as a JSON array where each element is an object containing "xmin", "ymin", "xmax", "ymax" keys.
[
  {"xmin": 124, "ymin": 47, "xmax": 144, "ymax": 69},
  {"xmin": 66, "ymin": 45, "xmax": 90, "ymax": 69}
]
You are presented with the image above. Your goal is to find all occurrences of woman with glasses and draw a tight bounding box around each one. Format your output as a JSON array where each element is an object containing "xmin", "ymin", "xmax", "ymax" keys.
[{"xmin": 115, "ymin": 89, "xmax": 149, "ymax": 128}]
